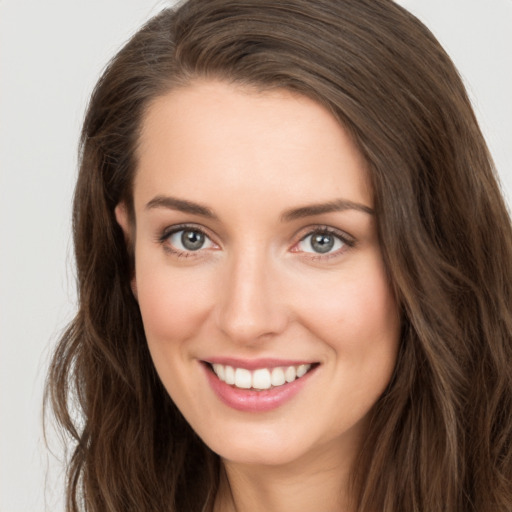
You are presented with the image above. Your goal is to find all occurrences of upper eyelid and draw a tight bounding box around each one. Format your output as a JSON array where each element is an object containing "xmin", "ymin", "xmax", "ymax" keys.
[
  {"xmin": 294, "ymin": 224, "xmax": 355, "ymax": 244},
  {"xmin": 159, "ymin": 223, "xmax": 214, "ymax": 241}
]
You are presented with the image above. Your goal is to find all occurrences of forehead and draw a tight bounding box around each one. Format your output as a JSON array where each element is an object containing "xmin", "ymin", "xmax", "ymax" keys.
[{"xmin": 134, "ymin": 80, "xmax": 372, "ymax": 212}]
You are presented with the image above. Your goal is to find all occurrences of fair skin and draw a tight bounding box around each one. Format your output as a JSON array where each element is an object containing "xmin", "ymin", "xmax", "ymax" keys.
[{"xmin": 116, "ymin": 80, "xmax": 400, "ymax": 512}]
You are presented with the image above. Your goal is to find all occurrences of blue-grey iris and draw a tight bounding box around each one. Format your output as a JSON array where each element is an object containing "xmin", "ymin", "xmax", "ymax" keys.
[
  {"xmin": 181, "ymin": 230, "xmax": 205, "ymax": 251},
  {"xmin": 311, "ymin": 233, "xmax": 335, "ymax": 253}
]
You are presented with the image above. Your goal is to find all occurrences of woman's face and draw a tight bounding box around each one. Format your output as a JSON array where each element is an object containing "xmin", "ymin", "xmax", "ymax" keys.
[{"xmin": 118, "ymin": 81, "xmax": 400, "ymax": 467}]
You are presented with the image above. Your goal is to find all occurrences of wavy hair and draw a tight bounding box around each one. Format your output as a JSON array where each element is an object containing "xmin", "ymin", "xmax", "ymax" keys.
[{"xmin": 45, "ymin": 0, "xmax": 512, "ymax": 510}]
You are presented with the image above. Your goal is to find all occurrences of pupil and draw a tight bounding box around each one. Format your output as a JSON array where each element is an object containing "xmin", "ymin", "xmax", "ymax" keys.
[
  {"xmin": 181, "ymin": 230, "xmax": 204, "ymax": 251},
  {"xmin": 311, "ymin": 233, "xmax": 334, "ymax": 253}
]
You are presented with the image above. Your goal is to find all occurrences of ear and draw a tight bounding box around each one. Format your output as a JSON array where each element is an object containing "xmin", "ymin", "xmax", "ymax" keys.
[
  {"xmin": 115, "ymin": 202, "xmax": 138, "ymax": 300},
  {"xmin": 115, "ymin": 202, "xmax": 131, "ymax": 239}
]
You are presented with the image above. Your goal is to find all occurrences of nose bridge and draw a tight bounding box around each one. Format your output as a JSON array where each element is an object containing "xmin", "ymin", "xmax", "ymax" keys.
[{"xmin": 216, "ymin": 243, "xmax": 286, "ymax": 343}]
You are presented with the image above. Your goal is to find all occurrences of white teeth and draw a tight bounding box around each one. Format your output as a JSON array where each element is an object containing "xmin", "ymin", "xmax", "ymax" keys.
[
  {"xmin": 297, "ymin": 364, "xmax": 309, "ymax": 378},
  {"xmin": 271, "ymin": 367, "xmax": 286, "ymax": 387},
  {"xmin": 235, "ymin": 368, "xmax": 252, "ymax": 389},
  {"xmin": 285, "ymin": 366, "xmax": 296, "ymax": 383},
  {"xmin": 212, "ymin": 363, "xmax": 225, "ymax": 381},
  {"xmin": 225, "ymin": 365, "xmax": 235, "ymax": 385},
  {"xmin": 211, "ymin": 363, "xmax": 312, "ymax": 390},
  {"xmin": 252, "ymin": 368, "xmax": 272, "ymax": 390}
]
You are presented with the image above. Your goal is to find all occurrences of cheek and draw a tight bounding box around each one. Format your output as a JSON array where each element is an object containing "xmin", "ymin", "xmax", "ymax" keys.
[
  {"xmin": 135, "ymin": 260, "xmax": 214, "ymax": 343},
  {"xmin": 296, "ymin": 256, "xmax": 399, "ymax": 352}
]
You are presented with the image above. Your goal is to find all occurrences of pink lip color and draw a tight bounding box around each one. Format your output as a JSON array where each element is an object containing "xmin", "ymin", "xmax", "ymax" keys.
[{"xmin": 202, "ymin": 361, "xmax": 317, "ymax": 413}]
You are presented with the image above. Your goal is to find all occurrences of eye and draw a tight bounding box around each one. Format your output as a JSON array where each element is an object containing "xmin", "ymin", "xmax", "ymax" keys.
[
  {"xmin": 296, "ymin": 229, "xmax": 350, "ymax": 255},
  {"xmin": 164, "ymin": 227, "xmax": 216, "ymax": 253}
]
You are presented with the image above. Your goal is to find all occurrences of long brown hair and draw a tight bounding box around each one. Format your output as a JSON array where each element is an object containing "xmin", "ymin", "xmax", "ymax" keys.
[{"xmin": 45, "ymin": 1, "xmax": 512, "ymax": 510}]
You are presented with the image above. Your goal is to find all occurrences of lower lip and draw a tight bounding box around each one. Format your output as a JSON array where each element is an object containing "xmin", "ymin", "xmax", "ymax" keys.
[{"xmin": 203, "ymin": 364, "xmax": 317, "ymax": 412}]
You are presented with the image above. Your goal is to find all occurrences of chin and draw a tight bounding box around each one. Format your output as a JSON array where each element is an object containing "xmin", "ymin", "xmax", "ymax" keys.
[
  {"xmin": 215, "ymin": 442, "xmax": 306, "ymax": 467},
  {"xmin": 199, "ymin": 420, "xmax": 339, "ymax": 469}
]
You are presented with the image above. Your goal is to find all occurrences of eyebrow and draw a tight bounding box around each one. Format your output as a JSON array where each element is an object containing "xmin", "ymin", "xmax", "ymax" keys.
[
  {"xmin": 145, "ymin": 195, "xmax": 374, "ymax": 221},
  {"xmin": 145, "ymin": 195, "xmax": 218, "ymax": 219},
  {"xmin": 281, "ymin": 199, "xmax": 374, "ymax": 222}
]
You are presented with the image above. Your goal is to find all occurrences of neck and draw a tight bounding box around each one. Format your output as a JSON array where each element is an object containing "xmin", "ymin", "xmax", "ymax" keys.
[{"xmin": 213, "ymin": 441, "xmax": 358, "ymax": 512}]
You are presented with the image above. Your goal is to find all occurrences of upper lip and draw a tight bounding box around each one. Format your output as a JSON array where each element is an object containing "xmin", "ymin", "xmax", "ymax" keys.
[{"xmin": 202, "ymin": 357, "xmax": 318, "ymax": 370}]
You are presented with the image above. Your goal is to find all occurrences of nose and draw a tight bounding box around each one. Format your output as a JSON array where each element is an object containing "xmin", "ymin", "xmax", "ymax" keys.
[{"xmin": 215, "ymin": 249, "xmax": 289, "ymax": 345}]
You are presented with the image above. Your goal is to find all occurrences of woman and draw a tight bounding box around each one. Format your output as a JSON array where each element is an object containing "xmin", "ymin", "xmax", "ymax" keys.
[{"xmin": 46, "ymin": 0, "xmax": 512, "ymax": 510}]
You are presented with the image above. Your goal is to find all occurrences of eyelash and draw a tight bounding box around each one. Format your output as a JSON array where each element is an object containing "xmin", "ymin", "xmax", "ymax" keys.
[{"xmin": 157, "ymin": 224, "xmax": 355, "ymax": 260}]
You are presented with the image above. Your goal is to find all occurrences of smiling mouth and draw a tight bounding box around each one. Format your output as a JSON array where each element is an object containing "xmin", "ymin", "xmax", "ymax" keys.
[{"xmin": 205, "ymin": 362, "xmax": 318, "ymax": 391}]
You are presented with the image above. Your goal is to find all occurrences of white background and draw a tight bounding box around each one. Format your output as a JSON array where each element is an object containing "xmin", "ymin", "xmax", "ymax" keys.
[{"xmin": 1, "ymin": 1, "xmax": 511, "ymax": 511}]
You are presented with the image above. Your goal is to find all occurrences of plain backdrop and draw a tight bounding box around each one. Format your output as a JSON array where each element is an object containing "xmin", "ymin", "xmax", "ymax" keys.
[{"xmin": 1, "ymin": 1, "xmax": 511, "ymax": 511}]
